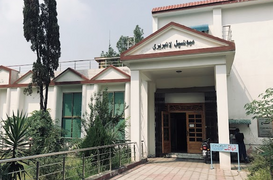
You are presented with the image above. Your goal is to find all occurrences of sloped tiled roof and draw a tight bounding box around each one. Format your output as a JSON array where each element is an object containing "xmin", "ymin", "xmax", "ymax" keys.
[{"xmin": 152, "ymin": 0, "xmax": 253, "ymax": 14}]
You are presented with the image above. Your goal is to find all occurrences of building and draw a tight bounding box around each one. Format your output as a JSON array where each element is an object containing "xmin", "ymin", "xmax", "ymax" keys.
[{"xmin": 0, "ymin": 0, "xmax": 273, "ymax": 170}]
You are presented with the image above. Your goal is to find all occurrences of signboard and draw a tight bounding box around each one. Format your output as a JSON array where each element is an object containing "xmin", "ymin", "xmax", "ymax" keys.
[
  {"xmin": 210, "ymin": 143, "xmax": 240, "ymax": 171},
  {"xmin": 152, "ymin": 40, "xmax": 195, "ymax": 51},
  {"xmin": 210, "ymin": 143, "xmax": 238, "ymax": 153},
  {"xmin": 258, "ymin": 118, "xmax": 272, "ymax": 137}
]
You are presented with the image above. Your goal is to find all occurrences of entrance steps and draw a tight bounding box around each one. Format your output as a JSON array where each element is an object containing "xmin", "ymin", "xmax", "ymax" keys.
[{"xmin": 166, "ymin": 153, "xmax": 203, "ymax": 160}]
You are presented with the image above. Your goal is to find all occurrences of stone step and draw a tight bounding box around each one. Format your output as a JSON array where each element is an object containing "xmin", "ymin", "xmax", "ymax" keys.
[{"xmin": 166, "ymin": 153, "xmax": 203, "ymax": 159}]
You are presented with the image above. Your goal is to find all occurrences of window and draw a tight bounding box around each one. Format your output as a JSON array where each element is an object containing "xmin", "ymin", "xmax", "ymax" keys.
[
  {"xmin": 62, "ymin": 93, "xmax": 82, "ymax": 138},
  {"xmin": 108, "ymin": 91, "xmax": 125, "ymax": 141},
  {"xmin": 108, "ymin": 92, "xmax": 125, "ymax": 116}
]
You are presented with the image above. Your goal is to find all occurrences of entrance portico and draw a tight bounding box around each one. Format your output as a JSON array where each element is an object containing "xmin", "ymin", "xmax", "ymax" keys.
[{"xmin": 121, "ymin": 22, "xmax": 235, "ymax": 170}]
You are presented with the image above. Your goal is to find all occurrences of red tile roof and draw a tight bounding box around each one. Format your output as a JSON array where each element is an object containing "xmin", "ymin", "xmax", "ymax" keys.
[{"xmin": 152, "ymin": 0, "xmax": 253, "ymax": 14}]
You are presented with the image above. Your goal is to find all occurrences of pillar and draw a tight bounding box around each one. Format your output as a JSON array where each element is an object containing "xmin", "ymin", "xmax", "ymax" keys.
[
  {"xmin": 215, "ymin": 65, "xmax": 231, "ymax": 170},
  {"xmin": 6, "ymin": 88, "xmax": 11, "ymax": 116},
  {"xmin": 141, "ymin": 78, "xmax": 148, "ymax": 158},
  {"xmin": 148, "ymin": 82, "xmax": 156, "ymax": 157},
  {"xmin": 213, "ymin": 8, "xmax": 222, "ymax": 39},
  {"xmin": 16, "ymin": 87, "xmax": 22, "ymax": 112},
  {"xmin": 125, "ymin": 82, "xmax": 130, "ymax": 140},
  {"xmin": 130, "ymin": 70, "xmax": 141, "ymax": 161}
]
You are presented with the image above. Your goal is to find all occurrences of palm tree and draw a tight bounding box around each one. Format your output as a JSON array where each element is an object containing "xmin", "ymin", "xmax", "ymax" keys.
[{"xmin": 0, "ymin": 111, "xmax": 29, "ymax": 180}]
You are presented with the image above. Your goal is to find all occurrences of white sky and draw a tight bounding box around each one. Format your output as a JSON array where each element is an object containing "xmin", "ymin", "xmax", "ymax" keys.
[{"xmin": 0, "ymin": 0, "xmax": 196, "ymax": 66}]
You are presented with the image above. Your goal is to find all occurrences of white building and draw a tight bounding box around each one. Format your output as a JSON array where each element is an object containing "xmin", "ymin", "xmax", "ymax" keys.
[{"xmin": 1, "ymin": 0, "xmax": 273, "ymax": 170}]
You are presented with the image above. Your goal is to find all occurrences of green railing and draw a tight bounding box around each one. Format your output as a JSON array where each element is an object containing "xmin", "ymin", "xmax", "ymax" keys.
[{"xmin": 0, "ymin": 142, "xmax": 137, "ymax": 180}]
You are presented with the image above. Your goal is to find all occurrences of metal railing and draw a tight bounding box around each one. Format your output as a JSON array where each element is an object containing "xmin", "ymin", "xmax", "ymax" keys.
[
  {"xmin": 7, "ymin": 59, "xmax": 99, "ymax": 73},
  {"xmin": 222, "ymin": 25, "xmax": 232, "ymax": 41},
  {"xmin": 0, "ymin": 142, "xmax": 137, "ymax": 180},
  {"xmin": 7, "ymin": 58, "xmax": 126, "ymax": 74}
]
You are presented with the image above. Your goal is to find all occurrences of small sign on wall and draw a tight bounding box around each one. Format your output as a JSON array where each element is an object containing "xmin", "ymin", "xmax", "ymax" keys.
[{"xmin": 258, "ymin": 118, "xmax": 273, "ymax": 137}]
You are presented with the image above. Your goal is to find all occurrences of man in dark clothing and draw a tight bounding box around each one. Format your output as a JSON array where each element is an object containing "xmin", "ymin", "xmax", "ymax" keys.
[{"xmin": 235, "ymin": 128, "xmax": 249, "ymax": 163}]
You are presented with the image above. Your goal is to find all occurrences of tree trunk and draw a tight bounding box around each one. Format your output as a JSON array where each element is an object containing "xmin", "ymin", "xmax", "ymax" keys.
[
  {"xmin": 39, "ymin": 84, "xmax": 44, "ymax": 111},
  {"xmin": 44, "ymin": 83, "xmax": 49, "ymax": 112}
]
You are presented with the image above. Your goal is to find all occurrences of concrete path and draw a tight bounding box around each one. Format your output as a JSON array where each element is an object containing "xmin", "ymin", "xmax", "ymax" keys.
[{"xmin": 110, "ymin": 158, "xmax": 249, "ymax": 180}]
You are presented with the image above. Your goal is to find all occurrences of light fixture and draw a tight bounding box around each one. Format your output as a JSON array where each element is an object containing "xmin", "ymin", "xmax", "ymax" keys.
[{"xmin": 176, "ymin": 70, "xmax": 182, "ymax": 73}]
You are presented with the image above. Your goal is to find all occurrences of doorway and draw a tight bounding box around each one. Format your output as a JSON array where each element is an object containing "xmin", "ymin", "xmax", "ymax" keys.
[
  {"xmin": 161, "ymin": 103, "xmax": 205, "ymax": 154},
  {"xmin": 170, "ymin": 113, "xmax": 187, "ymax": 152}
]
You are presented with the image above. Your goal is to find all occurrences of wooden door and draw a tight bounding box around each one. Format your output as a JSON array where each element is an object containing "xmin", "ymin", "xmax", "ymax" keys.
[
  {"xmin": 187, "ymin": 113, "xmax": 204, "ymax": 153},
  {"xmin": 162, "ymin": 111, "xmax": 171, "ymax": 154}
]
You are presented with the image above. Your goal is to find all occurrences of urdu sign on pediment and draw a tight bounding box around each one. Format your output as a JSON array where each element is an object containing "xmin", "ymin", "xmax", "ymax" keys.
[{"xmin": 153, "ymin": 40, "xmax": 195, "ymax": 51}]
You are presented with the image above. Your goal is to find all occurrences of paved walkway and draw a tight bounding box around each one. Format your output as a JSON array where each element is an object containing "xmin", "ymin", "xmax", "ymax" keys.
[{"xmin": 110, "ymin": 158, "xmax": 249, "ymax": 180}]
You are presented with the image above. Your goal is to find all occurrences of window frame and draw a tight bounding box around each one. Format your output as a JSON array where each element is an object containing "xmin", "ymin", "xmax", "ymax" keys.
[
  {"xmin": 62, "ymin": 92, "xmax": 82, "ymax": 138},
  {"xmin": 108, "ymin": 91, "xmax": 125, "ymax": 117}
]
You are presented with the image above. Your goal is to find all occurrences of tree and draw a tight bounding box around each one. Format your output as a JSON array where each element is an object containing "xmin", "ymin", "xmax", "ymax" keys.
[
  {"xmin": 0, "ymin": 111, "xmax": 29, "ymax": 180},
  {"xmin": 116, "ymin": 25, "xmax": 144, "ymax": 54},
  {"xmin": 244, "ymin": 88, "xmax": 273, "ymax": 121},
  {"xmin": 23, "ymin": 0, "xmax": 61, "ymax": 111},
  {"xmin": 81, "ymin": 89, "xmax": 127, "ymax": 154},
  {"xmin": 100, "ymin": 44, "xmax": 119, "ymax": 58},
  {"xmin": 27, "ymin": 110, "xmax": 63, "ymax": 155},
  {"xmin": 134, "ymin": 25, "xmax": 144, "ymax": 44},
  {"xmin": 245, "ymin": 88, "xmax": 273, "ymax": 179}
]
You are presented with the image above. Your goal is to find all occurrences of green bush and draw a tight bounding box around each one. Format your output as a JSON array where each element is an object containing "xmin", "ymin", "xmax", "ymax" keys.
[
  {"xmin": 27, "ymin": 110, "xmax": 63, "ymax": 155},
  {"xmin": 248, "ymin": 139, "xmax": 273, "ymax": 180},
  {"xmin": 0, "ymin": 111, "xmax": 30, "ymax": 180}
]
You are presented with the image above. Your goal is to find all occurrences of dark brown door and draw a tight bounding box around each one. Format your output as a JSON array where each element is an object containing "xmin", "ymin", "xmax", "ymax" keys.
[
  {"xmin": 187, "ymin": 113, "xmax": 204, "ymax": 153},
  {"xmin": 162, "ymin": 111, "xmax": 171, "ymax": 154}
]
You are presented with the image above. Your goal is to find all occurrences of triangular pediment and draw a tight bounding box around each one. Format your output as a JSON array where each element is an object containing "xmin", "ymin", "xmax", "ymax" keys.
[
  {"xmin": 14, "ymin": 71, "xmax": 32, "ymax": 84},
  {"xmin": 53, "ymin": 68, "xmax": 88, "ymax": 83},
  {"xmin": 0, "ymin": 66, "xmax": 11, "ymax": 85},
  {"xmin": 121, "ymin": 22, "xmax": 235, "ymax": 61},
  {"xmin": 91, "ymin": 66, "xmax": 130, "ymax": 81}
]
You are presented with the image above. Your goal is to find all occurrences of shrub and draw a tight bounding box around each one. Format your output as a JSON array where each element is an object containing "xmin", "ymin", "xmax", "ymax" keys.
[
  {"xmin": 248, "ymin": 139, "xmax": 273, "ymax": 180},
  {"xmin": 27, "ymin": 110, "xmax": 63, "ymax": 155},
  {"xmin": 0, "ymin": 111, "xmax": 29, "ymax": 180}
]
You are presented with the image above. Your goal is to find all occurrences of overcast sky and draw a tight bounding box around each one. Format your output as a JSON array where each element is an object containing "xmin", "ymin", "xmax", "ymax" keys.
[{"xmin": 0, "ymin": 0, "xmax": 197, "ymax": 67}]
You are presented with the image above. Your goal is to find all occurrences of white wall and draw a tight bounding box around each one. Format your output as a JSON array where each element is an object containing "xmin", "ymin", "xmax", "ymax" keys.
[
  {"xmin": 0, "ymin": 89, "xmax": 7, "ymax": 120},
  {"xmin": 0, "ymin": 70, "xmax": 9, "ymax": 84},
  {"xmin": 224, "ymin": 3, "xmax": 273, "ymax": 120},
  {"xmin": 158, "ymin": 11, "xmax": 212, "ymax": 31}
]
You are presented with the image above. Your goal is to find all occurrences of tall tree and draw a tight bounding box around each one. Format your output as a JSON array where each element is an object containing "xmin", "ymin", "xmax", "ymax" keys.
[
  {"xmin": 23, "ymin": 0, "xmax": 61, "ymax": 111},
  {"xmin": 116, "ymin": 25, "xmax": 144, "ymax": 54},
  {"xmin": 100, "ymin": 44, "xmax": 119, "ymax": 57},
  {"xmin": 133, "ymin": 25, "xmax": 144, "ymax": 44}
]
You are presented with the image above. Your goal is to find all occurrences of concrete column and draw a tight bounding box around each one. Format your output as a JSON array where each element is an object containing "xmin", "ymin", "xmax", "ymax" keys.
[
  {"xmin": 215, "ymin": 65, "xmax": 231, "ymax": 170},
  {"xmin": 152, "ymin": 17, "xmax": 158, "ymax": 33},
  {"xmin": 51, "ymin": 86, "xmax": 58, "ymax": 121},
  {"xmin": 94, "ymin": 84, "xmax": 99, "ymax": 95},
  {"xmin": 6, "ymin": 88, "xmax": 11, "ymax": 116},
  {"xmin": 148, "ymin": 82, "xmax": 156, "ymax": 157},
  {"xmin": 125, "ymin": 82, "xmax": 131, "ymax": 140},
  {"xmin": 130, "ymin": 70, "xmax": 141, "ymax": 161},
  {"xmin": 81, "ymin": 84, "xmax": 87, "ymax": 137},
  {"xmin": 82, "ymin": 84, "xmax": 87, "ymax": 116},
  {"xmin": 213, "ymin": 8, "xmax": 222, "ymax": 38},
  {"xmin": 141, "ymin": 78, "xmax": 148, "ymax": 158},
  {"xmin": 16, "ymin": 87, "xmax": 22, "ymax": 112}
]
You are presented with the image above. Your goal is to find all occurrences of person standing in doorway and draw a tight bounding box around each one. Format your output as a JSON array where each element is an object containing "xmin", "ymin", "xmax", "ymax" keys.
[{"xmin": 235, "ymin": 128, "xmax": 249, "ymax": 163}]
